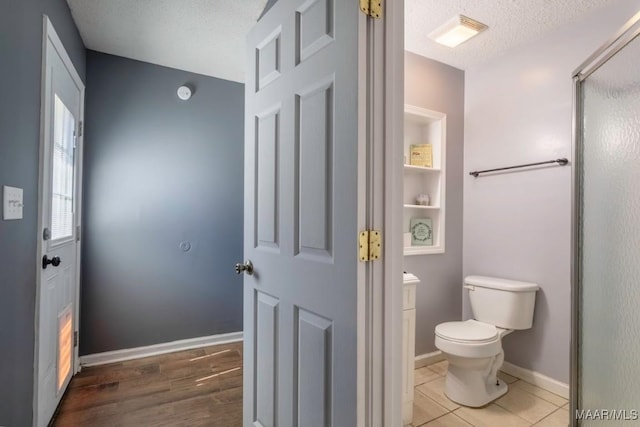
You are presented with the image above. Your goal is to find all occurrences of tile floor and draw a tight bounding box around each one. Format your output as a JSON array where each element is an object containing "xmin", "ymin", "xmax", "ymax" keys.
[{"xmin": 409, "ymin": 360, "xmax": 569, "ymax": 427}]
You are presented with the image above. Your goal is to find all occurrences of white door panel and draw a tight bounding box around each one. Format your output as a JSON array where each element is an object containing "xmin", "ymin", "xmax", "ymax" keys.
[
  {"xmin": 35, "ymin": 17, "xmax": 84, "ymax": 427},
  {"xmin": 244, "ymin": 0, "xmax": 362, "ymax": 426}
]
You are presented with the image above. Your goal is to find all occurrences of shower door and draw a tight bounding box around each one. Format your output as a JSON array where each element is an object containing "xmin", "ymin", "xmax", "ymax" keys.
[{"xmin": 573, "ymin": 12, "xmax": 640, "ymax": 427}]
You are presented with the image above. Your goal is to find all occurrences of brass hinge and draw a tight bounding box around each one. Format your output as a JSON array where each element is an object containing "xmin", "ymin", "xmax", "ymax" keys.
[
  {"xmin": 74, "ymin": 331, "xmax": 78, "ymax": 347},
  {"xmin": 359, "ymin": 0, "xmax": 382, "ymax": 19},
  {"xmin": 359, "ymin": 230, "xmax": 382, "ymax": 262}
]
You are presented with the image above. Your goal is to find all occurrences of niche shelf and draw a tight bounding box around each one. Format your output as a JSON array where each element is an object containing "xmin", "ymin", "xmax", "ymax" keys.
[{"xmin": 403, "ymin": 105, "xmax": 446, "ymax": 255}]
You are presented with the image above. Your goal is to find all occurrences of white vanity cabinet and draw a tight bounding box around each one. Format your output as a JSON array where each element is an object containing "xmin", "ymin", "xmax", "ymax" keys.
[{"xmin": 403, "ymin": 273, "xmax": 420, "ymax": 425}]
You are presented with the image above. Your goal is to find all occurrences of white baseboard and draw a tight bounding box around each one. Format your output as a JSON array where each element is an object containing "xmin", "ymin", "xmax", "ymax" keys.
[
  {"xmin": 414, "ymin": 350, "xmax": 445, "ymax": 369},
  {"xmin": 79, "ymin": 331, "xmax": 243, "ymax": 367},
  {"xmin": 501, "ymin": 361, "xmax": 569, "ymax": 399}
]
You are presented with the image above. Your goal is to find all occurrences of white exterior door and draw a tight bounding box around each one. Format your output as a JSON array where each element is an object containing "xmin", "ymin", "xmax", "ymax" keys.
[
  {"xmin": 242, "ymin": 0, "xmax": 365, "ymax": 425},
  {"xmin": 35, "ymin": 17, "xmax": 84, "ymax": 427}
]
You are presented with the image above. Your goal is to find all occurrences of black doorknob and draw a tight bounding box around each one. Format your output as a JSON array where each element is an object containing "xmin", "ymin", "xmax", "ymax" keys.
[{"xmin": 42, "ymin": 255, "xmax": 61, "ymax": 269}]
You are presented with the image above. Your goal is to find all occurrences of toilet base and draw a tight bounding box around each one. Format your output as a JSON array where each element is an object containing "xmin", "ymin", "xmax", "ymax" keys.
[
  {"xmin": 444, "ymin": 372, "xmax": 507, "ymax": 407},
  {"xmin": 442, "ymin": 352, "xmax": 507, "ymax": 407}
]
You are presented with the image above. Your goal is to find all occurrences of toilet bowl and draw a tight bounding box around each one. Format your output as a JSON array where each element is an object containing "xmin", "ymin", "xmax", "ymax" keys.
[
  {"xmin": 435, "ymin": 320, "xmax": 511, "ymax": 407},
  {"xmin": 434, "ymin": 276, "xmax": 539, "ymax": 407}
]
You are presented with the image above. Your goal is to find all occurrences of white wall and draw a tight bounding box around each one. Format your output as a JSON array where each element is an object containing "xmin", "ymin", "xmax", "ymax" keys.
[{"xmin": 464, "ymin": 0, "xmax": 640, "ymax": 383}]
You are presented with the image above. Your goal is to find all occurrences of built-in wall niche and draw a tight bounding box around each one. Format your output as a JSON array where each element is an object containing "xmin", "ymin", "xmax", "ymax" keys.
[{"xmin": 403, "ymin": 105, "xmax": 446, "ymax": 255}]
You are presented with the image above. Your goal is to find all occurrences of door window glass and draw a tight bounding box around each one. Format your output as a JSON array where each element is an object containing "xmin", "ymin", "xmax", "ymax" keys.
[{"xmin": 51, "ymin": 95, "xmax": 76, "ymax": 241}]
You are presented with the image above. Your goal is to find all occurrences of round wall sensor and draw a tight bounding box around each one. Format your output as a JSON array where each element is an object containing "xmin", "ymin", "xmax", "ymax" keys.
[{"xmin": 177, "ymin": 85, "xmax": 192, "ymax": 101}]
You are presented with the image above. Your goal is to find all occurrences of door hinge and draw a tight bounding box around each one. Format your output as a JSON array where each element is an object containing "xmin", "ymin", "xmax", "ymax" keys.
[
  {"xmin": 74, "ymin": 331, "xmax": 78, "ymax": 347},
  {"xmin": 78, "ymin": 121, "xmax": 83, "ymax": 137},
  {"xmin": 359, "ymin": 230, "xmax": 382, "ymax": 262},
  {"xmin": 359, "ymin": 0, "xmax": 382, "ymax": 19},
  {"xmin": 76, "ymin": 225, "xmax": 81, "ymax": 242}
]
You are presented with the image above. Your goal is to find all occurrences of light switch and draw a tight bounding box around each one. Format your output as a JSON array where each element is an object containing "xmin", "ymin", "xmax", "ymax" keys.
[{"xmin": 3, "ymin": 186, "xmax": 24, "ymax": 220}]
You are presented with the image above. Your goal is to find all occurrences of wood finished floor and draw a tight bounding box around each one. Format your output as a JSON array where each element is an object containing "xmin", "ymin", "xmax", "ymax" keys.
[{"xmin": 51, "ymin": 342, "xmax": 243, "ymax": 427}]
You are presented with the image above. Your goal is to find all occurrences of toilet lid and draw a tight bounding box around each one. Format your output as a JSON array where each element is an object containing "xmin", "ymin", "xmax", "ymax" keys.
[{"xmin": 435, "ymin": 320, "xmax": 498, "ymax": 343}]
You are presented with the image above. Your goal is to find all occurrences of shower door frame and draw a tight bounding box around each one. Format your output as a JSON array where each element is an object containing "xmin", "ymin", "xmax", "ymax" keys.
[{"xmin": 571, "ymin": 10, "xmax": 640, "ymax": 427}]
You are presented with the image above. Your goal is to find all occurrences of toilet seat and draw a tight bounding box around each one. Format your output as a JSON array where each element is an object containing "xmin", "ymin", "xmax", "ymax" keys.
[
  {"xmin": 435, "ymin": 320, "xmax": 502, "ymax": 358},
  {"xmin": 435, "ymin": 320, "xmax": 498, "ymax": 343}
]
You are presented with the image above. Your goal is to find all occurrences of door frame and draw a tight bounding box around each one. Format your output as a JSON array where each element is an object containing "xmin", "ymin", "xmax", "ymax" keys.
[
  {"xmin": 380, "ymin": 0, "xmax": 404, "ymax": 427},
  {"xmin": 358, "ymin": 0, "xmax": 405, "ymax": 424},
  {"xmin": 349, "ymin": 0, "xmax": 406, "ymax": 424},
  {"xmin": 570, "ymin": 10, "xmax": 640, "ymax": 427},
  {"xmin": 33, "ymin": 15, "xmax": 85, "ymax": 426},
  {"xmin": 371, "ymin": 0, "xmax": 405, "ymax": 424}
]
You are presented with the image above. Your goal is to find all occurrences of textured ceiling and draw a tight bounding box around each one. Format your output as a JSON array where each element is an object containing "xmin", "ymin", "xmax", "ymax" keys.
[
  {"xmin": 68, "ymin": 0, "xmax": 618, "ymax": 81},
  {"xmin": 406, "ymin": 0, "xmax": 616, "ymax": 70},
  {"xmin": 66, "ymin": 0, "xmax": 267, "ymax": 83}
]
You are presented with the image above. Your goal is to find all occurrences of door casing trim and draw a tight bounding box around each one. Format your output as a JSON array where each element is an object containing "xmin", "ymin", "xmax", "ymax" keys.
[{"xmin": 375, "ymin": 0, "xmax": 405, "ymax": 424}]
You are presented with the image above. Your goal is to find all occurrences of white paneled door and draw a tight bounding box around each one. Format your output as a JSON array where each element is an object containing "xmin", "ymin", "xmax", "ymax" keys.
[
  {"xmin": 35, "ymin": 17, "xmax": 84, "ymax": 427},
  {"xmin": 242, "ymin": 0, "xmax": 367, "ymax": 426}
]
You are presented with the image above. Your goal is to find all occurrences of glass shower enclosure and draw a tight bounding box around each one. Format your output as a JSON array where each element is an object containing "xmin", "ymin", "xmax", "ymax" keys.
[{"xmin": 572, "ymin": 10, "xmax": 640, "ymax": 427}]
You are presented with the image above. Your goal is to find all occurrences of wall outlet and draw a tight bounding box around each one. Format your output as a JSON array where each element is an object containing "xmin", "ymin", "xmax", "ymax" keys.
[{"xmin": 3, "ymin": 186, "xmax": 24, "ymax": 220}]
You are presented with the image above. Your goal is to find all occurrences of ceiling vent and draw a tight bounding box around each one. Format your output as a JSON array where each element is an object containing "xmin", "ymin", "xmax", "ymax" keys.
[{"xmin": 428, "ymin": 15, "xmax": 488, "ymax": 48}]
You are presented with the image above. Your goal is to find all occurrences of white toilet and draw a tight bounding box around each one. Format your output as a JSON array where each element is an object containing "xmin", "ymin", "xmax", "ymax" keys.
[{"xmin": 434, "ymin": 275, "xmax": 539, "ymax": 407}]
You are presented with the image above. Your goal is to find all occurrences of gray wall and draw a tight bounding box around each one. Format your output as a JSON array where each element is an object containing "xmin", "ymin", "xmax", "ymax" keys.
[
  {"xmin": 0, "ymin": 2, "xmax": 85, "ymax": 425},
  {"xmin": 259, "ymin": 0, "xmax": 278, "ymax": 19},
  {"xmin": 81, "ymin": 51, "xmax": 244, "ymax": 355},
  {"xmin": 404, "ymin": 53, "xmax": 465, "ymax": 356},
  {"xmin": 463, "ymin": 0, "xmax": 640, "ymax": 383}
]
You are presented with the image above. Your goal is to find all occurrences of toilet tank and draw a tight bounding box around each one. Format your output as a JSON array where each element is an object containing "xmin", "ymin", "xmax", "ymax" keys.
[{"xmin": 465, "ymin": 276, "xmax": 539, "ymax": 330}]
